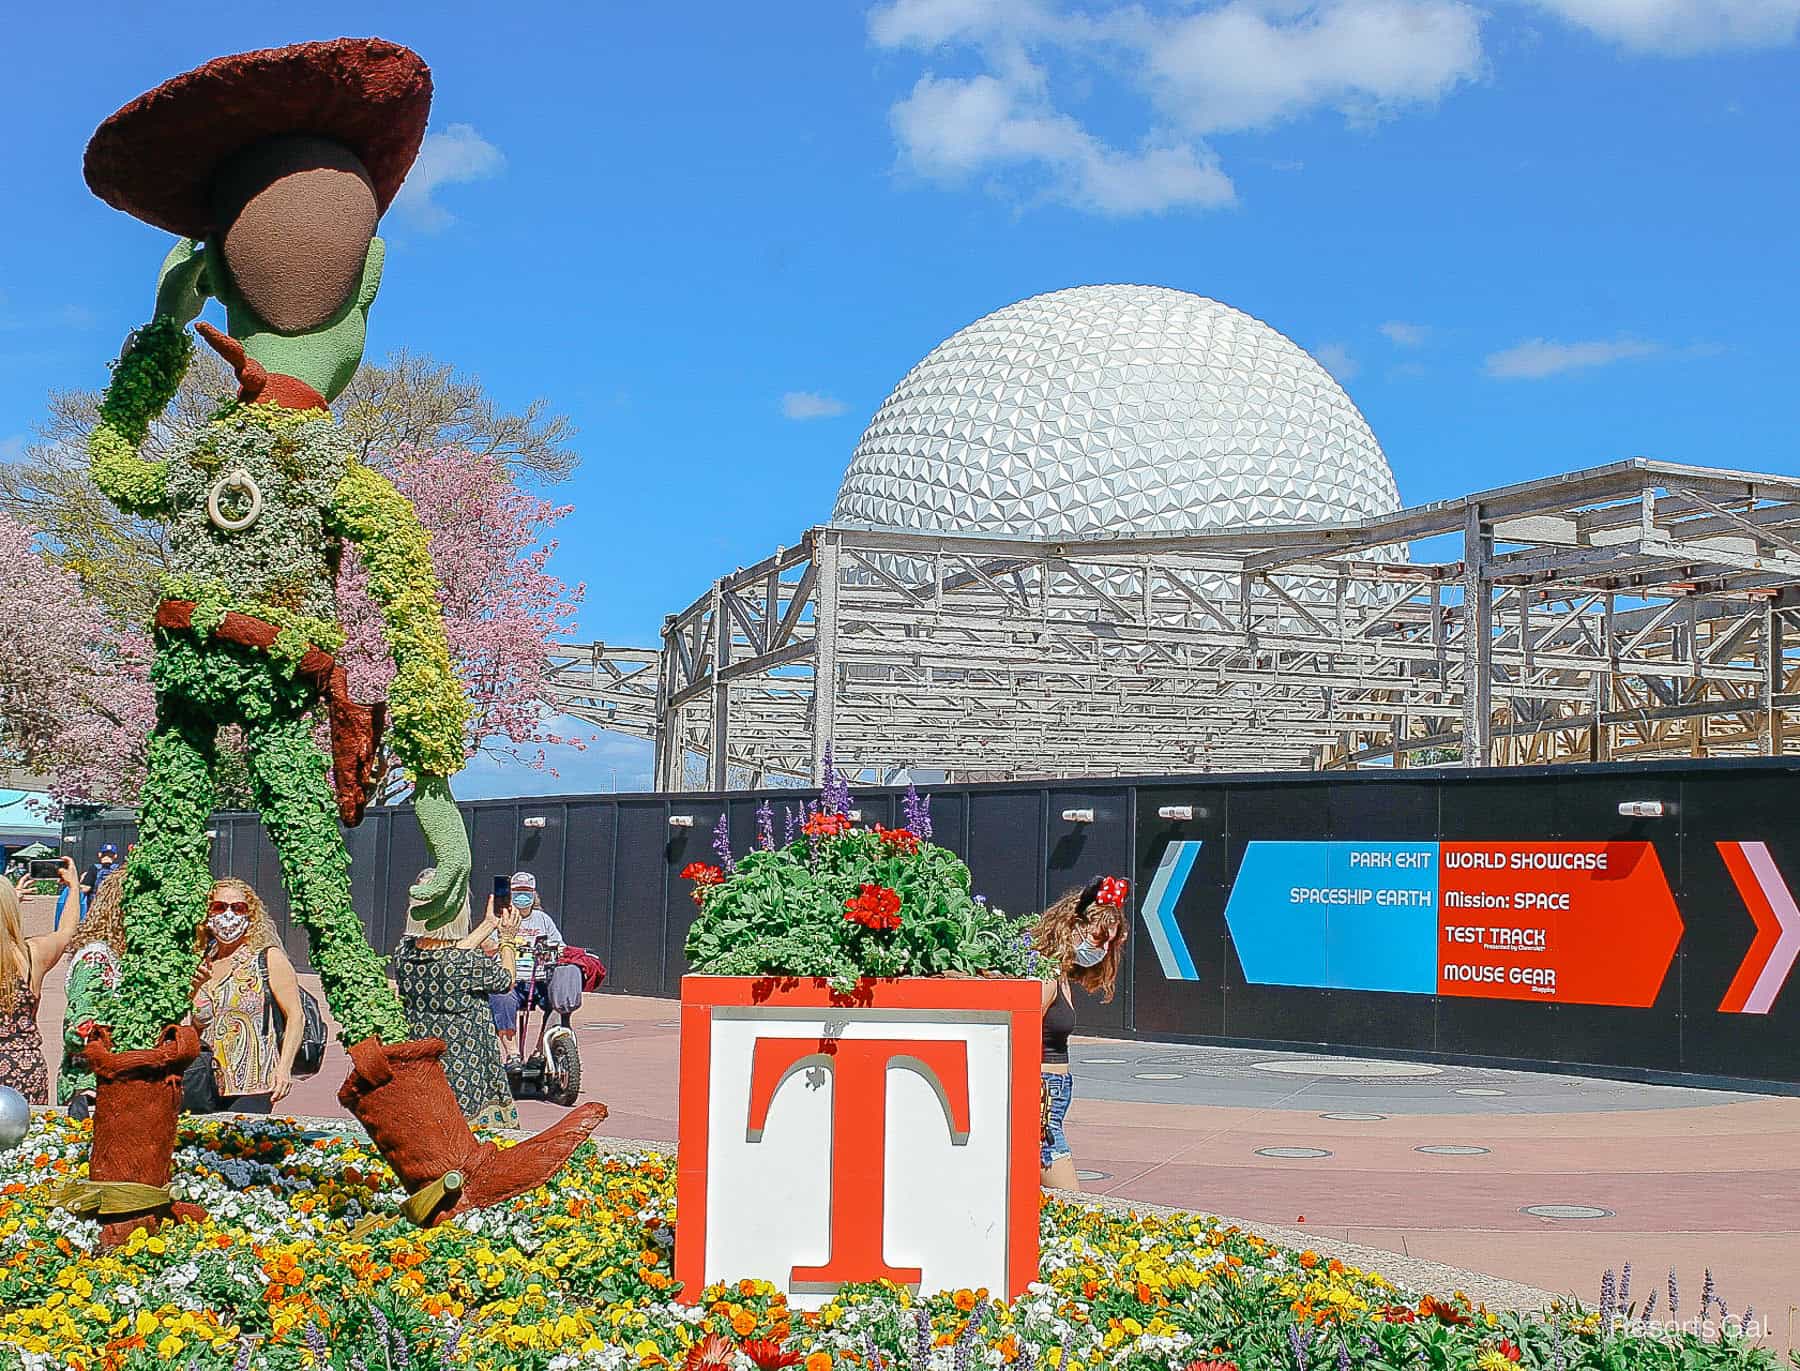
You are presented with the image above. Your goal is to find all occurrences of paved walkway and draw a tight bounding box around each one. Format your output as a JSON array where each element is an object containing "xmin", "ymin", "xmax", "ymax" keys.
[{"xmin": 20, "ymin": 895, "xmax": 1800, "ymax": 1346}]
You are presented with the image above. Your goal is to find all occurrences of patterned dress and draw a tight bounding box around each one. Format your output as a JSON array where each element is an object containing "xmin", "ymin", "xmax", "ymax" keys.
[
  {"xmin": 390, "ymin": 940, "xmax": 518, "ymax": 1129},
  {"xmin": 193, "ymin": 953, "xmax": 279, "ymax": 1099},
  {"xmin": 0, "ymin": 976, "xmax": 50, "ymax": 1106}
]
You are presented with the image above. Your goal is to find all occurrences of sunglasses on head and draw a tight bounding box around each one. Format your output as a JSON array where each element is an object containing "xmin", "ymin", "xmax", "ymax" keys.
[{"xmin": 208, "ymin": 899, "xmax": 250, "ymax": 916}]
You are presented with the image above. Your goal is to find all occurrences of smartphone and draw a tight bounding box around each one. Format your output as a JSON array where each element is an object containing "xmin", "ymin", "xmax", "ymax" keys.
[
  {"xmin": 493, "ymin": 874, "xmax": 511, "ymax": 910},
  {"xmin": 28, "ymin": 859, "xmax": 62, "ymax": 880}
]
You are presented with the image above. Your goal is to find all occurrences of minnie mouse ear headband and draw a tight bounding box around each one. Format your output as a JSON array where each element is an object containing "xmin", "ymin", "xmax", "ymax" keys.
[{"xmin": 1081, "ymin": 875, "xmax": 1130, "ymax": 910}]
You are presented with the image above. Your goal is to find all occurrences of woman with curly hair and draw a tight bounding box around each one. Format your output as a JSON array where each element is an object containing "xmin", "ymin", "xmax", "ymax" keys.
[
  {"xmin": 1033, "ymin": 875, "xmax": 1130, "ymax": 1191},
  {"xmin": 189, "ymin": 878, "xmax": 305, "ymax": 1113},
  {"xmin": 59, "ymin": 870, "xmax": 130, "ymax": 1118}
]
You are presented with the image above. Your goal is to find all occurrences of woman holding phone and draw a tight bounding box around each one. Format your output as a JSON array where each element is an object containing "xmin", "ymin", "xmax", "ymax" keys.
[
  {"xmin": 392, "ymin": 870, "xmax": 521, "ymax": 1128},
  {"xmin": 1, "ymin": 859, "xmax": 85, "ymax": 1103}
]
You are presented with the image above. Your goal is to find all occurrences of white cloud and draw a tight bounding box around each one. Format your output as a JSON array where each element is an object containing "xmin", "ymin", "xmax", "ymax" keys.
[
  {"xmin": 781, "ymin": 391, "xmax": 851, "ymax": 420},
  {"xmin": 392, "ymin": 124, "xmax": 506, "ymax": 230},
  {"xmin": 1143, "ymin": 0, "xmax": 1485, "ymax": 135},
  {"xmin": 1315, "ymin": 342, "xmax": 1360, "ymax": 381},
  {"xmin": 1381, "ymin": 320, "xmax": 1431, "ymax": 346},
  {"xmin": 1483, "ymin": 337, "xmax": 1662, "ymax": 379},
  {"xmin": 1525, "ymin": 0, "xmax": 1800, "ymax": 53},
  {"xmin": 870, "ymin": 0, "xmax": 1480, "ymax": 215},
  {"xmin": 890, "ymin": 71, "xmax": 1234, "ymax": 213}
]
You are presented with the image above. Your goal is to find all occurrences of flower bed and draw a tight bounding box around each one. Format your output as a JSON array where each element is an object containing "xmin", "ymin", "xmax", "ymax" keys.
[{"xmin": 0, "ymin": 1115, "xmax": 1778, "ymax": 1371}]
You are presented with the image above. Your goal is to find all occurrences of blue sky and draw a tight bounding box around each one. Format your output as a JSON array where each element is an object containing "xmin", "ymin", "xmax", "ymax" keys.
[{"xmin": 5, "ymin": 1, "xmax": 1797, "ymax": 795}]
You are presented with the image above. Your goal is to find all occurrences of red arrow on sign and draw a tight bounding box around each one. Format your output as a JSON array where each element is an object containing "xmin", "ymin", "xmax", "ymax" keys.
[{"xmin": 1717, "ymin": 842, "xmax": 1800, "ymax": 1015}]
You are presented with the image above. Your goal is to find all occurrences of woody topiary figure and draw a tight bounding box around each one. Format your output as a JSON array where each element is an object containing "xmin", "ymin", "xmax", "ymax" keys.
[{"xmin": 75, "ymin": 38, "xmax": 604, "ymax": 1245}]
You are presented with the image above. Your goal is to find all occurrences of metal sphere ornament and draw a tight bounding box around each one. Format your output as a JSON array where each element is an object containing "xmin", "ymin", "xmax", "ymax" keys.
[{"xmin": 0, "ymin": 1085, "xmax": 29, "ymax": 1153}]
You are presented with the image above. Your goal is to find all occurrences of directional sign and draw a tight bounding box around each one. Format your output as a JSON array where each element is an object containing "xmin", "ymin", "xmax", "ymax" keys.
[
  {"xmin": 1182, "ymin": 840, "xmax": 1689, "ymax": 1009},
  {"xmin": 1717, "ymin": 841, "xmax": 1800, "ymax": 1015}
]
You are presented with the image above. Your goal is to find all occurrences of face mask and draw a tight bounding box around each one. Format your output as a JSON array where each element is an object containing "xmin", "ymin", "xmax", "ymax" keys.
[
  {"xmin": 1072, "ymin": 938, "xmax": 1106, "ymax": 968},
  {"xmin": 510, "ymin": 893, "xmax": 534, "ymax": 910},
  {"xmin": 209, "ymin": 910, "xmax": 250, "ymax": 944}
]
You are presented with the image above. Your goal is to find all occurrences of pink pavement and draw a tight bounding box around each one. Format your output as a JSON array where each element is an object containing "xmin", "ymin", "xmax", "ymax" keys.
[{"xmin": 18, "ymin": 894, "xmax": 1800, "ymax": 1348}]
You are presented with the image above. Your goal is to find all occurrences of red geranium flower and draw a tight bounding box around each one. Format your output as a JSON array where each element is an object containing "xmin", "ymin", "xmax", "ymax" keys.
[
  {"xmin": 742, "ymin": 1339, "xmax": 803, "ymax": 1370},
  {"xmin": 681, "ymin": 862, "xmax": 726, "ymax": 885},
  {"xmin": 1494, "ymin": 1339, "xmax": 1521, "ymax": 1362},
  {"xmin": 802, "ymin": 811, "xmax": 852, "ymax": 838},
  {"xmin": 1184, "ymin": 1361, "xmax": 1240, "ymax": 1371},
  {"xmin": 844, "ymin": 883, "xmax": 903, "ymax": 930},
  {"xmin": 874, "ymin": 824, "xmax": 921, "ymax": 854}
]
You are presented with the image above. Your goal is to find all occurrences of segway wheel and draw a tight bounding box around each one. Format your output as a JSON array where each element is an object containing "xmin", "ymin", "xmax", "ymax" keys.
[{"xmin": 546, "ymin": 1028, "xmax": 582, "ymax": 1107}]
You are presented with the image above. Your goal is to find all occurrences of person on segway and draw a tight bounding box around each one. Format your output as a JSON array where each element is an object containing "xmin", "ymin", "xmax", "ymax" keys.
[{"xmin": 489, "ymin": 870, "xmax": 583, "ymax": 1105}]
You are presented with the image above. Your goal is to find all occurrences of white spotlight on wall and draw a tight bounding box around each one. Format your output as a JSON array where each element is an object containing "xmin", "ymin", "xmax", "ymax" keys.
[
  {"xmin": 522, "ymin": 816, "xmax": 548, "ymax": 829},
  {"xmin": 668, "ymin": 815, "xmax": 696, "ymax": 828},
  {"xmin": 1062, "ymin": 808, "xmax": 1095, "ymax": 824},
  {"xmin": 1157, "ymin": 805, "xmax": 1195, "ymax": 822},
  {"xmin": 1618, "ymin": 800, "xmax": 1666, "ymax": 818}
]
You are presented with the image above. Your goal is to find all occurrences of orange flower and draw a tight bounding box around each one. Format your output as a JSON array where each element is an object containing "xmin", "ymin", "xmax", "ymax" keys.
[
  {"xmin": 731, "ymin": 1309, "xmax": 759, "ymax": 1337},
  {"xmin": 953, "ymin": 1289, "xmax": 978, "ymax": 1312},
  {"xmin": 1298, "ymin": 1250, "xmax": 1319, "ymax": 1269},
  {"xmin": 805, "ymin": 1354, "xmax": 834, "ymax": 1371},
  {"xmin": 1418, "ymin": 1295, "xmax": 1472, "ymax": 1326},
  {"xmin": 742, "ymin": 1340, "xmax": 802, "ymax": 1370}
]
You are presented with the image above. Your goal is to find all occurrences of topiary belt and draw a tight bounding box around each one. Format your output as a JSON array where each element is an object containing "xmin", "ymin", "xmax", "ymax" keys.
[{"xmin": 155, "ymin": 598, "xmax": 385, "ymax": 826}]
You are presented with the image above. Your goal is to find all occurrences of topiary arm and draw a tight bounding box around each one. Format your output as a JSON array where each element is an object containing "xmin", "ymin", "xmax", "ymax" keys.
[
  {"xmin": 329, "ymin": 459, "xmax": 473, "ymax": 926},
  {"xmin": 88, "ymin": 240, "xmax": 207, "ymax": 517}
]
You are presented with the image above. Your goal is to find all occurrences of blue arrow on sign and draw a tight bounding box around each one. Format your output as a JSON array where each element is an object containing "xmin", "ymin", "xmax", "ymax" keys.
[{"xmin": 1142, "ymin": 840, "xmax": 1202, "ymax": 980}]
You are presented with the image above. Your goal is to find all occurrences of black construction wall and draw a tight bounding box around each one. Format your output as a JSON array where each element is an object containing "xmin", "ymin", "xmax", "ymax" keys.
[{"xmin": 67, "ymin": 758, "xmax": 1800, "ymax": 1089}]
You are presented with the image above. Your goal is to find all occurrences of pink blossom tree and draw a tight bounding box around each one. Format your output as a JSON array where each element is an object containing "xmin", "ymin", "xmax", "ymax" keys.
[{"xmin": 0, "ymin": 513, "xmax": 155, "ymax": 809}]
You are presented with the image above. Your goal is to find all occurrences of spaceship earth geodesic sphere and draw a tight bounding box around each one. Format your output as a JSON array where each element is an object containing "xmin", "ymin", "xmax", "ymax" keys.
[{"xmin": 832, "ymin": 285, "xmax": 1402, "ymax": 543}]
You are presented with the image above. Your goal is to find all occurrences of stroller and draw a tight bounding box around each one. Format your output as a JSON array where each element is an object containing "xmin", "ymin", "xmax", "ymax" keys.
[{"xmin": 506, "ymin": 936, "xmax": 585, "ymax": 1106}]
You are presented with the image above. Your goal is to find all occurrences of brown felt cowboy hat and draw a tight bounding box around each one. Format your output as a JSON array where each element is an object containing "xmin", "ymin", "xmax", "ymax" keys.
[{"xmin": 84, "ymin": 37, "xmax": 432, "ymax": 239}]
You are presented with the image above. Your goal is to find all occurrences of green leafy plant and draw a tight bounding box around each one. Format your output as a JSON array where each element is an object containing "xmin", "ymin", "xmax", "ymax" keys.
[{"xmin": 683, "ymin": 804, "xmax": 1050, "ymax": 991}]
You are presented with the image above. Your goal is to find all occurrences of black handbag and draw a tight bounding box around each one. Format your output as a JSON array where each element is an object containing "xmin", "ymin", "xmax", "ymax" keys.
[
  {"xmin": 181, "ymin": 1053, "xmax": 223, "ymax": 1113},
  {"xmin": 259, "ymin": 950, "xmax": 328, "ymax": 1078}
]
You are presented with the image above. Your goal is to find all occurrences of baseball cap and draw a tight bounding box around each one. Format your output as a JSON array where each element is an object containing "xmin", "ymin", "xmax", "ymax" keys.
[
  {"xmin": 98, "ymin": 844, "xmax": 119, "ymax": 857},
  {"xmin": 510, "ymin": 870, "xmax": 537, "ymax": 891}
]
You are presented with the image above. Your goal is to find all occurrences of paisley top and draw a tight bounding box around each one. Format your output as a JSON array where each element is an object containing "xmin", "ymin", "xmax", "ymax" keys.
[{"xmin": 193, "ymin": 952, "xmax": 279, "ymax": 1099}]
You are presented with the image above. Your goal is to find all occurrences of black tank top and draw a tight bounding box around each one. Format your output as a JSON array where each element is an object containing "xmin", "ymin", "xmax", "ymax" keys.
[{"xmin": 1043, "ymin": 984, "xmax": 1076, "ymax": 1063}]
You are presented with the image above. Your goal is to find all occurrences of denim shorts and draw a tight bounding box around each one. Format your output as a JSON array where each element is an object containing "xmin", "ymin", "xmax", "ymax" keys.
[{"xmin": 1040, "ymin": 1070, "xmax": 1073, "ymax": 1167}]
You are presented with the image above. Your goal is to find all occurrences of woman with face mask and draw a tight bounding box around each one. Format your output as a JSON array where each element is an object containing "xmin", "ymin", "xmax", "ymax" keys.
[
  {"xmin": 1032, "ymin": 875, "xmax": 1130, "ymax": 1191},
  {"xmin": 189, "ymin": 879, "xmax": 305, "ymax": 1112}
]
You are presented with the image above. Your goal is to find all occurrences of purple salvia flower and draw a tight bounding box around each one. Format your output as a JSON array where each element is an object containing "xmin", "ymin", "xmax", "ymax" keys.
[
  {"xmin": 444, "ymin": 1318, "xmax": 465, "ymax": 1363},
  {"xmin": 305, "ymin": 1321, "xmax": 328, "ymax": 1366},
  {"xmin": 1057, "ymin": 1332, "xmax": 1072, "ymax": 1371},
  {"xmin": 1336, "ymin": 1336, "xmax": 1351, "ymax": 1371},
  {"xmin": 1618, "ymin": 1262, "xmax": 1631, "ymax": 1306},
  {"xmin": 914, "ymin": 1308, "xmax": 932, "ymax": 1370},
  {"xmin": 1742, "ymin": 1306, "xmax": 1756, "ymax": 1337},
  {"xmin": 783, "ymin": 805, "xmax": 800, "ymax": 847},
  {"xmin": 757, "ymin": 799, "xmax": 775, "ymax": 851},
  {"xmin": 712, "ymin": 812, "xmax": 735, "ymax": 874},
  {"xmin": 1642, "ymin": 1287, "xmax": 1658, "ymax": 1318},
  {"xmin": 821, "ymin": 741, "xmax": 851, "ymax": 815},
  {"xmin": 1669, "ymin": 1267, "xmax": 1680, "ymax": 1315},
  {"xmin": 1701, "ymin": 1268, "xmax": 1715, "ymax": 1317},
  {"xmin": 351, "ymin": 1357, "xmax": 369, "ymax": 1371},
  {"xmin": 233, "ymin": 1340, "xmax": 253, "ymax": 1371},
  {"xmin": 902, "ymin": 783, "xmax": 932, "ymax": 841},
  {"xmin": 1718, "ymin": 1297, "xmax": 1730, "ymax": 1328},
  {"xmin": 1599, "ymin": 1268, "xmax": 1616, "ymax": 1328},
  {"xmin": 369, "ymin": 1304, "xmax": 389, "ymax": 1344},
  {"xmin": 1287, "ymin": 1322, "xmax": 1311, "ymax": 1370}
]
